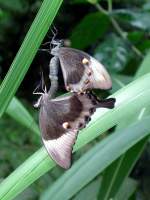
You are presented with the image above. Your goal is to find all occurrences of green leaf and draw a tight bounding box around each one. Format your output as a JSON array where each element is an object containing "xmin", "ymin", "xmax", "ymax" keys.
[
  {"xmin": 111, "ymin": 74, "xmax": 132, "ymax": 93},
  {"xmin": 135, "ymin": 51, "xmax": 150, "ymax": 78},
  {"xmin": 115, "ymin": 178, "xmax": 138, "ymax": 200},
  {"xmin": 142, "ymin": 2, "xmax": 150, "ymax": 11},
  {"xmin": 1, "ymin": 73, "xmax": 150, "ymax": 200},
  {"xmin": 128, "ymin": 31, "xmax": 144, "ymax": 44},
  {"xmin": 70, "ymin": 12, "xmax": 110, "ymax": 49},
  {"xmin": 98, "ymin": 138, "xmax": 147, "ymax": 200},
  {"xmin": 86, "ymin": 0, "xmax": 97, "ymax": 4},
  {"xmin": 71, "ymin": 0, "xmax": 88, "ymax": 4},
  {"xmin": 94, "ymin": 34, "xmax": 131, "ymax": 72},
  {"xmin": 98, "ymin": 51, "xmax": 150, "ymax": 200},
  {"xmin": 0, "ymin": 0, "xmax": 63, "ymax": 117},
  {"xmin": 72, "ymin": 178, "xmax": 101, "ymax": 200},
  {"xmin": 41, "ymin": 116, "xmax": 150, "ymax": 200},
  {"xmin": 112, "ymin": 9, "xmax": 150, "ymax": 31},
  {"xmin": 71, "ymin": 0, "xmax": 98, "ymax": 4},
  {"xmin": 6, "ymin": 97, "xmax": 39, "ymax": 135},
  {"xmin": 0, "ymin": 0, "xmax": 28, "ymax": 13}
]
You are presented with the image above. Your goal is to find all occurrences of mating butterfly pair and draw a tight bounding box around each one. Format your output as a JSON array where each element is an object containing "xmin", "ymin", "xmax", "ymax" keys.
[{"xmin": 36, "ymin": 40, "xmax": 116, "ymax": 169}]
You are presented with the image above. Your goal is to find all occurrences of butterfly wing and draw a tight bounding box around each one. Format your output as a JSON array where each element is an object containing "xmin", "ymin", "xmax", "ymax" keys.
[
  {"xmin": 39, "ymin": 93, "xmax": 97, "ymax": 169},
  {"xmin": 58, "ymin": 47, "xmax": 112, "ymax": 92},
  {"xmin": 42, "ymin": 129, "xmax": 77, "ymax": 169},
  {"xmin": 39, "ymin": 93, "xmax": 115, "ymax": 169}
]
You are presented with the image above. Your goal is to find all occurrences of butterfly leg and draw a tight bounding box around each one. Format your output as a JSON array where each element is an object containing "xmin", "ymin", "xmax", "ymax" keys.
[{"xmin": 48, "ymin": 56, "xmax": 59, "ymax": 98}]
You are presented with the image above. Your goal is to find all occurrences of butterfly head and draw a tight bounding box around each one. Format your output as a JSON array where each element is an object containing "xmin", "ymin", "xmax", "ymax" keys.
[{"xmin": 51, "ymin": 39, "xmax": 64, "ymax": 56}]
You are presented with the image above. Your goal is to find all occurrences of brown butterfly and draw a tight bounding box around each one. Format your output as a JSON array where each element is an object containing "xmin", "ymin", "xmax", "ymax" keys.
[
  {"xmin": 50, "ymin": 40, "xmax": 112, "ymax": 93},
  {"xmin": 35, "ymin": 91, "xmax": 115, "ymax": 169}
]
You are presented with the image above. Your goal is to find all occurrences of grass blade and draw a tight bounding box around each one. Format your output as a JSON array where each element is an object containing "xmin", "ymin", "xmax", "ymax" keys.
[
  {"xmin": 135, "ymin": 50, "xmax": 150, "ymax": 78},
  {"xmin": 115, "ymin": 178, "xmax": 138, "ymax": 200},
  {"xmin": 41, "ymin": 116, "xmax": 150, "ymax": 200},
  {"xmin": 98, "ymin": 51, "xmax": 150, "ymax": 199},
  {"xmin": 72, "ymin": 178, "xmax": 101, "ymax": 200},
  {"xmin": 111, "ymin": 74, "xmax": 132, "ymax": 93},
  {"xmin": 0, "ymin": 0, "xmax": 63, "ymax": 117},
  {"xmin": 98, "ymin": 138, "xmax": 147, "ymax": 200},
  {"xmin": 6, "ymin": 97, "xmax": 39, "ymax": 135}
]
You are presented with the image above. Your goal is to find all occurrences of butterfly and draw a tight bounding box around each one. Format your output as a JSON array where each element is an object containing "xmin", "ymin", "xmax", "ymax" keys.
[
  {"xmin": 35, "ymin": 91, "xmax": 115, "ymax": 169},
  {"xmin": 49, "ymin": 40, "xmax": 112, "ymax": 93}
]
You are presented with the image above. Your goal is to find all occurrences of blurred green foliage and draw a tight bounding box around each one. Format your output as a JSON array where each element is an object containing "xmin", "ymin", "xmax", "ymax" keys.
[
  {"xmin": 70, "ymin": 12, "xmax": 110, "ymax": 49},
  {"xmin": 0, "ymin": 0, "xmax": 150, "ymax": 199}
]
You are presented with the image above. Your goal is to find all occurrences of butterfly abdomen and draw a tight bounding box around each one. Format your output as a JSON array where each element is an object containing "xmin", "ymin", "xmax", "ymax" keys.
[
  {"xmin": 80, "ymin": 92, "xmax": 116, "ymax": 109},
  {"xmin": 96, "ymin": 98, "xmax": 116, "ymax": 109}
]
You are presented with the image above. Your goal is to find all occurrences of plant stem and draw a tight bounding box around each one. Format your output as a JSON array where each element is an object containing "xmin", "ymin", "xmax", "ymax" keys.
[
  {"xmin": 108, "ymin": 0, "xmax": 112, "ymax": 13},
  {"xmin": 95, "ymin": 3, "xmax": 144, "ymax": 59}
]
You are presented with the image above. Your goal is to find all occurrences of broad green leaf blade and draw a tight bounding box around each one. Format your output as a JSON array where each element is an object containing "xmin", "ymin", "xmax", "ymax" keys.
[
  {"xmin": 98, "ymin": 108, "xmax": 150, "ymax": 199},
  {"xmin": 71, "ymin": 0, "xmax": 99, "ymax": 4},
  {"xmin": 0, "ymin": 0, "xmax": 63, "ymax": 117},
  {"xmin": 115, "ymin": 178, "xmax": 138, "ymax": 200},
  {"xmin": 72, "ymin": 178, "xmax": 101, "ymax": 200},
  {"xmin": 0, "ymin": 73, "xmax": 150, "ymax": 200},
  {"xmin": 72, "ymin": 177, "xmax": 136, "ymax": 200},
  {"xmin": 98, "ymin": 138, "xmax": 147, "ymax": 200},
  {"xmin": 87, "ymin": 0, "xmax": 97, "ymax": 4},
  {"xmin": 0, "ymin": 148, "xmax": 54, "ymax": 200},
  {"xmin": 98, "ymin": 51, "xmax": 150, "ymax": 199},
  {"xmin": 41, "ymin": 116, "xmax": 150, "ymax": 200},
  {"xmin": 6, "ymin": 97, "xmax": 39, "ymax": 135},
  {"xmin": 111, "ymin": 74, "xmax": 132, "ymax": 93},
  {"xmin": 135, "ymin": 51, "xmax": 150, "ymax": 78}
]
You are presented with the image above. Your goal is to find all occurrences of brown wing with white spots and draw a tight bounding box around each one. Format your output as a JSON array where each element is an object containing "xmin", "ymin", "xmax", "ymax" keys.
[
  {"xmin": 58, "ymin": 47, "xmax": 112, "ymax": 93},
  {"xmin": 39, "ymin": 93, "xmax": 115, "ymax": 169}
]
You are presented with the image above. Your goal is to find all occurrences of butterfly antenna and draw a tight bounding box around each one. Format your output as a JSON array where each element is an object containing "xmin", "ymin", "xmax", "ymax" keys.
[
  {"xmin": 38, "ymin": 48, "xmax": 51, "ymax": 54},
  {"xmin": 51, "ymin": 25, "xmax": 58, "ymax": 47},
  {"xmin": 41, "ymin": 41, "xmax": 51, "ymax": 46},
  {"xmin": 51, "ymin": 24, "xmax": 58, "ymax": 41}
]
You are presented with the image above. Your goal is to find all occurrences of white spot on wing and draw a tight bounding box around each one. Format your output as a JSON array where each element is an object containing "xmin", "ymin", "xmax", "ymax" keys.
[
  {"xmin": 62, "ymin": 122, "xmax": 70, "ymax": 129},
  {"xmin": 42, "ymin": 129, "xmax": 78, "ymax": 169},
  {"xmin": 82, "ymin": 58, "xmax": 89, "ymax": 65},
  {"xmin": 67, "ymin": 56, "xmax": 112, "ymax": 92}
]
